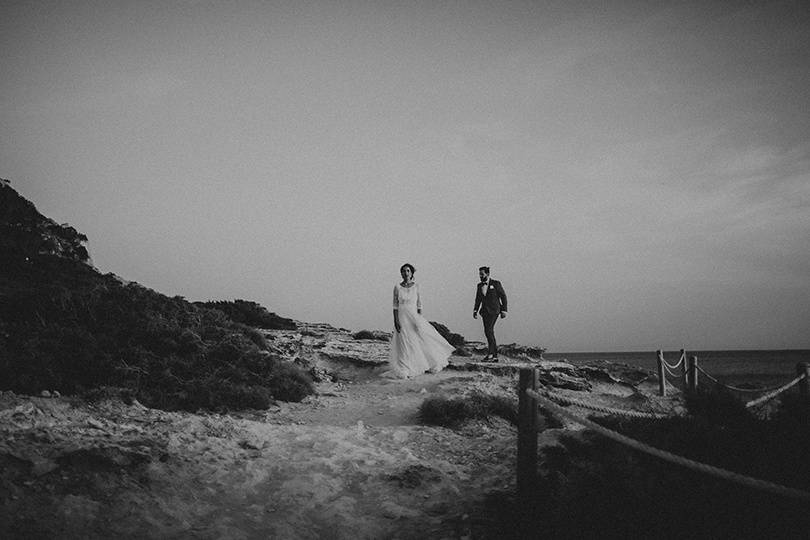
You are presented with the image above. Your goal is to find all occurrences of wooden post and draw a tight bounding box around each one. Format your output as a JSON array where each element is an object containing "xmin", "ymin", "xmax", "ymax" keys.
[
  {"xmin": 797, "ymin": 362, "xmax": 810, "ymax": 398},
  {"xmin": 517, "ymin": 368, "xmax": 539, "ymax": 500},
  {"xmin": 656, "ymin": 350, "xmax": 666, "ymax": 396},
  {"xmin": 688, "ymin": 356, "xmax": 698, "ymax": 392},
  {"xmin": 684, "ymin": 355, "xmax": 691, "ymax": 391},
  {"xmin": 680, "ymin": 349, "xmax": 687, "ymax": 387}
]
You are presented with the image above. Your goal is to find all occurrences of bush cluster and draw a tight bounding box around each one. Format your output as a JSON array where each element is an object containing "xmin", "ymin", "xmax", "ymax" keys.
[
  {"xmin": 419, "ymin": 390, "xmax": 517, "ymax": 427},
  {"xmin": 0, "ymin": 255, "xmax": 313, "ymax": 412},
  {"xmin": 194, "ymin": 299, "xmax": 296, "ymax": 330}
]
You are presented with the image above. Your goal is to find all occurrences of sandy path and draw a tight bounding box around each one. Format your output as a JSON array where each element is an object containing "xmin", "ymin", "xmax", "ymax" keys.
[
  {"xmin": 1, "ymin": 370, "xmax": 521, "ymax": 539},
  {"xmin": 148, "ymin": 372, "xmax": 517, "ymax": 539}
]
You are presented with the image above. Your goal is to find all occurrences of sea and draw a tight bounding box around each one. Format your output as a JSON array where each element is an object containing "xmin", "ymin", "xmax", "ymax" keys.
[{"xmin": 542, "ymin": 349, "xmax": 810, "ymax": 388}]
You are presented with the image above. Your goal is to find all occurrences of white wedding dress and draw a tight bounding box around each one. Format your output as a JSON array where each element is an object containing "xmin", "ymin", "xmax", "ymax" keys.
[{"xmin": 386, "ymin": 282, "xmax": 455, "ymax": 378}]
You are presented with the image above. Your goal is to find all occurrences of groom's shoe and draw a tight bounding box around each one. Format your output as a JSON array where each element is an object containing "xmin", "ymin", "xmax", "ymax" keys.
[{"xmin": 481, "ymin": 354, "xmax": 497, "ymax": 363}]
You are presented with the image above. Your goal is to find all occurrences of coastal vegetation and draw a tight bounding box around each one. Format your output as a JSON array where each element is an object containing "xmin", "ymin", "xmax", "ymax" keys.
[
  {"xmin": 419, "ymin": 390, "xmax": 517, "ymax": 427},
  {"xmin": 194, "ymin": 299, "xmax": 297, "ymax": 330},
  {"xmin": 0, "ymin": 181, "xmax": 314, "ymax": 412}
]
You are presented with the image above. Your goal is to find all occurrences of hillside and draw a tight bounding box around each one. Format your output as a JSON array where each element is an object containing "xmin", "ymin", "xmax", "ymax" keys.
[{"xmin": 0, "ymin": 180, "xmax": 311, "ymax": 411}]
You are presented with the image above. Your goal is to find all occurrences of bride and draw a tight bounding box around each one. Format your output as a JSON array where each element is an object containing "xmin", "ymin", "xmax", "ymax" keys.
[{"xmin": 386, "ymin": 263, "xmax": 455, "ymax": 378}]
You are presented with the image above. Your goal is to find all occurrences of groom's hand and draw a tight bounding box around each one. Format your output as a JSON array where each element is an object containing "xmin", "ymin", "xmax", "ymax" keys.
[
  {"xmin": 500, "ymin": 312, "xmax": 507, "ymax": 319},
  {"xmin": 472, "ymin": 312, "xmax": 478, "ymax": 319}
]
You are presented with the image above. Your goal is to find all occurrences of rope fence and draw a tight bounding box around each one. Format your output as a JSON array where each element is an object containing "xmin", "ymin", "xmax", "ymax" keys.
[
  {"xmin": 656, "ymin": 350, "xmax": 810, "ymax": 409},
  {"xmin": 517, "ymin": 364, "xmax": 810, "ymax": 504},
  {"xmin": 655, "ymin": 349, "xmax": 689, "ymax": 396},
  {"xmin": 694, "ymin": 366, "xmax": 789, "ymax": 394},
  {"xmin": 662, "ymin": 350, "xmax": 685, "ymax": 371},
  {"xmin": 524, "ymin": 386, "xmax": 810, "ymax": 501},
  {"xmin": 743, "ymin": 374, "xmax": 806, "ymax": 409},
  {"xmin": 662, "ymin": 363, "xmax": 682, "ymax": 379},
  {"xmin": 539, "ymin": 389, "xmax": 672, "ymax": 419}
]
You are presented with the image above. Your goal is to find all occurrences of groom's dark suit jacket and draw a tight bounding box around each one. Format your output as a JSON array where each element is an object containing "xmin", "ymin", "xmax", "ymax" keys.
[{"xmin": 474, "ymin": 280, "xmax": 507, "ymax": 317}]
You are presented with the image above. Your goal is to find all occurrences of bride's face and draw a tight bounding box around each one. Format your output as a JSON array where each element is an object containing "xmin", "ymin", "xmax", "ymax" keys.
[{"xmin": 401, "ymin": 267, "xmax": 413, "ymax": 281}]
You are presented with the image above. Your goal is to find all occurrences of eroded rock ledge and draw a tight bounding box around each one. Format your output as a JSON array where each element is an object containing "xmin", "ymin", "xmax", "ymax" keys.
[{"xmin": 262, "ymin": 323, "xmax": 652, "ymax": 393}]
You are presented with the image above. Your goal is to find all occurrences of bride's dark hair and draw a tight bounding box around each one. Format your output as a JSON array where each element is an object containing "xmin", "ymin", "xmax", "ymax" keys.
[{"xmin": 400, "ymin": 263, "xmax": 415, "ymax": 275}]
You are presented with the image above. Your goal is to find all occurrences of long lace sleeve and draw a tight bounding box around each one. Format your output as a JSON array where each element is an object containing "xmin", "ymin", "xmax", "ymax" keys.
[
  {"xmin": 392, "ymin": 285, "xmax": 398, "ymax": 310},
  {"xmin": 416, "ymin": 284, "xmax": 422, "ymax": 311}
]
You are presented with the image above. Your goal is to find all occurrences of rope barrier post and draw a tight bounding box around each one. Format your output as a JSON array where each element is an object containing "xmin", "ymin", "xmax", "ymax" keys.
[
  {"xmin": 518, "ymin": 367, "xmax": 539, "ymax": 501},
  {"xmin": 680, "ymin": 349, "xmax": 687, "ymax": 387},
  {"xmin": 656, "ymin": 350, "xmax": 666, "ymax": 396},
  {"xmin": 684, "ymin": 355, "xmax": 690, "ymax": 391},
  {"xmin": 688, "ymin": 356, "xmax": 698, "ymax": 392},
  {"xmin": 797, "ymin": 362, "xmax": 810, "ymax": 398}
]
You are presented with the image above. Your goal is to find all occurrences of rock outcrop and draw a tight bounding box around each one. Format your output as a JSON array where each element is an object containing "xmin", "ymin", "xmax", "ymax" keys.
[
  {"xmin": 352, "ymin": 329, "xmax": 392, "ymax": 341},
  {"xmin": 498, "ymin": 343, "xmax": 547, "ymax": 359},
  {"xmin": 258, "ymin": 324, "xmax": 652, "ymax": 395}
]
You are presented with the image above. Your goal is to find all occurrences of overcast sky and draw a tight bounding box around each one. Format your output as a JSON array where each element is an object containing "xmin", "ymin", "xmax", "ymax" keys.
[{"xmin": 2, "ymin": 0, "xmax": 809, "ymax": 352}]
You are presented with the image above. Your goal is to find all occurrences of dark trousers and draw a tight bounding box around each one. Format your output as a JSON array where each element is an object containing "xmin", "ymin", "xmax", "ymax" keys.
[{"xmin": 482, "ymin": 313, "xmax": 499, "ymax": 356}]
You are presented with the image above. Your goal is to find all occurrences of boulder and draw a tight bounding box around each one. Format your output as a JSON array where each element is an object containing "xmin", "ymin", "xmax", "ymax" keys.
[
  {"xmin": 498, "ymin": 343, "xmax": 546, "ymax": 359},
  {"xmin": 352, "ymin": 330, "xmax": 392, "ymax": 341}
]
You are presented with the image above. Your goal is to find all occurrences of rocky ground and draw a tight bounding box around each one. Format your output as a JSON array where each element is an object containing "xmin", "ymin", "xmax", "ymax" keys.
[{"xmin": 0, "ymin": 324, "xmax": 677, "ymax": 539}]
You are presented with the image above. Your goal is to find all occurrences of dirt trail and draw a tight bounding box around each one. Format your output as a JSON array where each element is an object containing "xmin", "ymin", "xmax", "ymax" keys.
[{"xmin": 1, "ymin": 369, "xmax": 525, "ymax": 539}]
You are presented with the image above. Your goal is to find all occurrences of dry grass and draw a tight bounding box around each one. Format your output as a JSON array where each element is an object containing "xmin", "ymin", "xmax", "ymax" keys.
[{"xmin": 418, "ymin": 390, "xmax": 517, "ymax": 427}]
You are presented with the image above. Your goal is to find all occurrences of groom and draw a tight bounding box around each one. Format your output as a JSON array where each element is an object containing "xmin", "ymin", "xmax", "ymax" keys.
[{"xmin": 473, "ymin": 266, "xmax": 507, "ymax": 362}]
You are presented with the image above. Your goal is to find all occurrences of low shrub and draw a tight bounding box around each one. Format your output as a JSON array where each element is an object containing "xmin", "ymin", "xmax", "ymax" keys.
[
  {"xmin": 194, "ymin": 299, "xmax": 296, "ymax": 330},
  {"xmin": 179, "ymin": 378, "xmax": 274, "ymax": 412},
  {"xmin": 265, "ymin": 361, "xmax": 316, "ymax": 402},
  {"xmin": 419, "ymin": 390, "xmax": 517, "ymax": 427}
]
